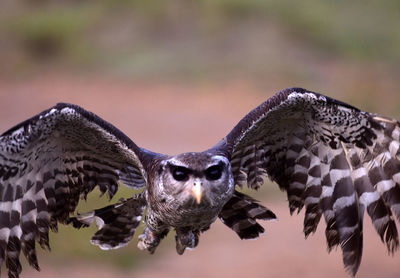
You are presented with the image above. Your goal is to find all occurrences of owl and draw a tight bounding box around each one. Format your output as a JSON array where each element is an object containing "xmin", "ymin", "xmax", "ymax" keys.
[{"xmin": 0, "ymin": 87, "xmax": 399, "ymax": 277}]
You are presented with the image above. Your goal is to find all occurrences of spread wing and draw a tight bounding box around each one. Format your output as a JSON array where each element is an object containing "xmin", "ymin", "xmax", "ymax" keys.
[
  {"xmin": 215, "ymin": 88, "xmax": 400, "ymax": 275},
  {"xmin": 0, "ymin": 103, "xmax": 160, "ymax": 277}
]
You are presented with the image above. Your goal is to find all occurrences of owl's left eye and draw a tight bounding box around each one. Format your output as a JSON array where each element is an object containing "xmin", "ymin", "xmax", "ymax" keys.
[
  {"xmin": 205, "ymin": 164, "xmax": 223, "ymax": 180},
  {"xmin": 172, "ymin": 167, "xmax": 189, "ymax": 181}
]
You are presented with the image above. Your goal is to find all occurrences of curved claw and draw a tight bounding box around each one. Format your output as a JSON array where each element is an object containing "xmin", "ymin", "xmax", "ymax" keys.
[
  {"xmin": 137, "ymin": 227, "xmax": 169, "ymax": 254},
  {"xmin": 175, "ymin": 229, "xmax": 199, "ymax": 255}
]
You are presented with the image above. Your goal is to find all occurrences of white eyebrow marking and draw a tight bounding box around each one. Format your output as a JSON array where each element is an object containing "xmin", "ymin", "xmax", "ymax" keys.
[
  {"xmin": 166, "ymin": 157, "xmax": 189, "ymax": 168},
  {"xmin": 207, "ymin": 155, "xmax": 229, "ymax": 168}
]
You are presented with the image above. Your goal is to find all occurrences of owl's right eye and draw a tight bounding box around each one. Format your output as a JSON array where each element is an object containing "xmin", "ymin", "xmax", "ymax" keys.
[{"xmin": 172, "ymin": 167, "xmax": 189, "ymax": 181}]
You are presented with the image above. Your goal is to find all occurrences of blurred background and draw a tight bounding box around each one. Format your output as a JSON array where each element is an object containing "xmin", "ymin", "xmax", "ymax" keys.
[{"xmin": 0, "ymin": 0, "xmax": 400, "ymax": 277}]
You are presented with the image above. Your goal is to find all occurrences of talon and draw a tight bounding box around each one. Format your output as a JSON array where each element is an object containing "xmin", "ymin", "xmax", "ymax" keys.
[
  {"xmin": 137, "ymin": 240, "xmax": 147, "ymax": 251},
  {"xmin": 137, "ymin": 228, "xmax": 160, "ymax": 254},
  {"xmin": 175, "ymin": 230, "xmax": 199, "ymax": 254},
  {"xmin": 137, "ymin": 234, "xmax": 147, "ymax": 251}
]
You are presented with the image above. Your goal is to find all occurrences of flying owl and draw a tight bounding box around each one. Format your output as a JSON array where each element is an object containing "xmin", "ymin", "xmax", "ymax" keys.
[{"xmin": 0, "ymin": 88, "xmax": 399, "ymax": 277}]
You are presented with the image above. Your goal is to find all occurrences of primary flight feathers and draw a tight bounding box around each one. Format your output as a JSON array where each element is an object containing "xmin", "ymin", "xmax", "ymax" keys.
[{"xmin": 0, "ymin": 88, "xmax": 399, "ymax": 277}]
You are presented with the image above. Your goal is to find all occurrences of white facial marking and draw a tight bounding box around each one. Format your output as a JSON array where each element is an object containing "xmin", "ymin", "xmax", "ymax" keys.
[
  {"xmin": 208, "ymin": 155, "xmax": 229, "ymax": 168},
  {"xmin": 166, "ymin": 157, "xmax": 189, "ymax": 168}
]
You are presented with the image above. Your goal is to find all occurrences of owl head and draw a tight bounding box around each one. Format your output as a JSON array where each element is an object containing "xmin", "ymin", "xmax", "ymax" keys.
[{"xmin": 154, "ymin": 152, "xmax": 234, "ymax": 208}]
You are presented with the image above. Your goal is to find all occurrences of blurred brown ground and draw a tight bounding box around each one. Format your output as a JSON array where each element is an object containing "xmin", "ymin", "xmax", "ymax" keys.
[{"xmin": 0, "ymin": 75, "xmax": 399, "ymax": 278}]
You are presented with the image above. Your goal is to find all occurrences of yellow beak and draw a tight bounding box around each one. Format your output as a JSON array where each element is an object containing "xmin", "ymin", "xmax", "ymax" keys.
[{"xmin": 192, "ymin": 181, "xmax": 202, "ymax": 204}]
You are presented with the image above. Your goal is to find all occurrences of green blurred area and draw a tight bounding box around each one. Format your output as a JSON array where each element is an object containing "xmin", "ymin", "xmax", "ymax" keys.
[{"xmin": 1, "ymin": 0, "xmax": 400, "ymax": 79}]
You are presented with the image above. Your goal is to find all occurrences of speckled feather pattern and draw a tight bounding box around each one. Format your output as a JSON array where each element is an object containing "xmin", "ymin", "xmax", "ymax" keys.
[
  {"xmin": 0, "ymin": 88, "xmax": 400, "ymax": 277},
  {"xmin": 69, "ymin": 193, "xmax": 146, "ymax": 250},
  {"xmin": 221, "ymin": 88, "xmax": 400, "ymax": 275},
  {"xmin": 146, "ymin": 153, "xmax": 235, "ymax": 231},
  {"xmin": 0, "ymin": 104, "xmax": 148, "ymax": 278}
]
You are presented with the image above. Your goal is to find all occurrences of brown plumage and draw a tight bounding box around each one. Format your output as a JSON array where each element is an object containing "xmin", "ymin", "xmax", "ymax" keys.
[{"xmin": 0, "ymin": 88, "xmax": 399, "ymax": 277}]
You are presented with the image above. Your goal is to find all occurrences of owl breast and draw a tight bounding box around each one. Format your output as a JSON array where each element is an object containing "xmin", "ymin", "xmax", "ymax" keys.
[
  {"xmin": 148, "ymin": 180, "xmax": 234, "ymax": 230},
  {"xmin": 152, "ymin": 192, "xmax": 232, "ymax": 230}
]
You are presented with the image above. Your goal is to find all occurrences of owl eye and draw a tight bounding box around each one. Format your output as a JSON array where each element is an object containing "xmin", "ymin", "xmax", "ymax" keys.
[
  {"xmin": 205, "ymin": 164, "xmax": 223, "ymax": 180},
  {"xmin": 172, "ymin": 167, "xmax": 189, "ymax": 181}
]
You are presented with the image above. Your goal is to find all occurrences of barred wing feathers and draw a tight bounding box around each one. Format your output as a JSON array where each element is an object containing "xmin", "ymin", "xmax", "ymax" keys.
[
  {"xmin": 69, "ymin": 193, "xmax": 146, "ymax": 251},
  {"xmin": 219, "ymin": 88, "xmax": 400, "ymax": 275},
  {"xmin": 219, "ymin": 190, "xmax": 276, "ymax": 239},
  {"xmin": 0, "ymin": 103, "xmax": 154, "ymax": 278}
]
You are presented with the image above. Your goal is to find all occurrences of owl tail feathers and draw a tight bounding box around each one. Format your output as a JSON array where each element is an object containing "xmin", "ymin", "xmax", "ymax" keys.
[
  {"xmin": 68, "ymin": 193, "xmax": 146, "ymax": 250},
  {"xmin": 218, "ymin": 191, "xmax": 276, "ymax": 240}
]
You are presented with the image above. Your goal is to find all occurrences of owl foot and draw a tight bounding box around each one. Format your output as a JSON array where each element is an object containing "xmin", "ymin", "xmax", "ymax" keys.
[
  {"xmin": 137, "ymin": 227, "xmax": 169, "ymax": 254},
  {"xmin": 175, "ymin": 229, "xmax": 200, "ymax": 255},
  {"xmin": 137, "ymin": 234, "xmax": 158, "ymax": 254}
]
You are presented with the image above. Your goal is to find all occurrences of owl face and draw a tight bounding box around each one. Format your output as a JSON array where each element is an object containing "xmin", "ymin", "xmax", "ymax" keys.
[{"xmin": 155, "ymin": 152, "xmax": 234, "ymax": 208}]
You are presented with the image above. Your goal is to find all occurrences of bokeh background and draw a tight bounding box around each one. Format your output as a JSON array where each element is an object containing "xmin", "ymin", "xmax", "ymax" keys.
[{"xmin": 0, "ymin": 1, "xmax": 400, "ymax": 277}]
